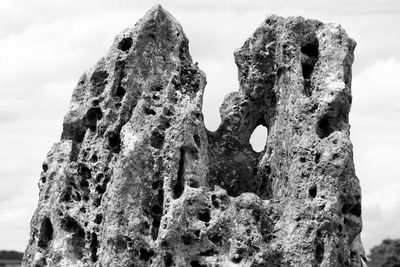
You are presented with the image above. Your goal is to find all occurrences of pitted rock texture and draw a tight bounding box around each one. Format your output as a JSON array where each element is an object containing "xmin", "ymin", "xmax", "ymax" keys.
[{"xmin": 23, "ymin": 5, "xmax": 364, "ymax": 267}]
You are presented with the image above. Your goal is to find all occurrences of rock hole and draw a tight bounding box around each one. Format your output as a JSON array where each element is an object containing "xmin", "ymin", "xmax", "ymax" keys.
[
  {"xmin": 108, "ymin": 133, "xmax": 121, "ymax": 153},
  {"xmin": 301, "ymin": 42, "xmax": 319, "ymax": 57},
  {"xmin": 84, "ymin": 107, "xmax": 103, "ymax": 131},
  {"xmin": 190, "ymin": 259, "xmax": 207, "ymax": 267},
  {"xmin": 193, "ymin": 134, "xmax": 201, "ymax": 147},
  {"xmin": 199, "ymin": 249, "xmax": 218, "ymax": 256},
  {"xmin": 95, "ymin": 184, "xmax": 106, "ymax": 195},
  {"xmin": 152, "ymin": 180, "xmax": 161, "ymax": 190},
  {"xmin": 314, "ymin": 153, "xmax": 321, "ymax": 164},
  {"xmin": 91, "ymin": 154, "xmax": 98, "ymax": 162},
  {"xmin": 301, "ymin": 40, "xmax": 319, "ymax": 96},
  {"xmin": 37, "ymin": 217, "xmax": 53, "ymax": 249},
  {"xmin": 94, "ymin": 214, "xmax": 103, "ymax": 224},
  {"xmin": 315, "ymin": 243, "xmax": 324, "ymax": 264},
  {"xmin": 309, "ymin": 185, "xmax": 317, "ymax": 198},
  {"xmin": 316, "ymin": 115, "xmax": 334, "ymax": 139},
  {"xmin": 90, "ymin": 70, "xmax": 108, "ymax": 96},
  {"xmin": 249, "ymin": 125, "xmax": 268, "ymax": 152},
  {"xmin": 95, "ymin": 173, "xmax": 104, "ymax": 183},
  {"xmin": 60, "ymin": 216, "xmax": 85, "ymax": 259},
  {"xmin": 115, "ymin": 86, "xmax": 126, "ymax": 98},
  {"xmin": 188, "ymin": 179, "xmax": 199, "ymax": 188},
  {"xmin": 151, "ymin": 205, "xmax": 162, "ymax": 215},
  {"xmin": 173, "ymin": 148, "xmax": 186, "ymax": 199},
  {"xmin": 117, "ymin": 37, "xmax": 133, "ymax": 52},
  {"xmin": 77, "ymin": 164, "xmax": 91, "ymax": 180},
  {"xmin": 181, "ymin": 234, "xmax": 192, "ymax": 245},
  {"xmin": 90, "ymin": 232, "xmax": 98, "ymax": 262},
  {"xmin": 231, "ymin": 254, "xmax": 243, "ymax": 264},
  {"xmin": 144, "ymin": 106, "xmax": 156, "ymax": 115},
  {"xmin": 198, "ymin": 209, "xmax": 211, "ymax": 222},
  {"xmin": 151, "ymin": 217, "xmax": 161, "ymax": 240},
  {"xmin": 80, "ymin": 180, "xmax": 89, "ymax": 189},
  {"xmin": 211, "ymin": 195, "xmax": 220, "ymax": 209},
  {"xmin": 164, "ymin": 253, "xmax": 173, "ymax": 267},
  {"xmin": 139, "ymin": 248, "xmax": 154, "ymax": 262},
  {"xmin": 42, "ymin": 163, "xmax": 48, "ymax": 173},
  {"xmin": 150, "ymin": 131, "xmax": 165, "ymax": 149},
  {"xmin": 349, "ymin": 203, "xmax": 362, "ymax": 217},
  {"xmin": 208, "ymin": 233, "xmax": 222, "ymax": 245},
  {"xmin": 302, "ymin": 63, "xmax": 314, "ymax": 80}
]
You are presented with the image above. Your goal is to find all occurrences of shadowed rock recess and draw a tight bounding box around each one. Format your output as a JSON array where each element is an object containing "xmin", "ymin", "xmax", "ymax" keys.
[{"xmin": 23, "ymin": 5, "xmax": 364, "ymax": 267}]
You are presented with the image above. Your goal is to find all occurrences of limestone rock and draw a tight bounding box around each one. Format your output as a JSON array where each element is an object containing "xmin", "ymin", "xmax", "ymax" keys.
[{"xmin": 23, "ymin": 5, "xmax": 364, "ymax": 267}]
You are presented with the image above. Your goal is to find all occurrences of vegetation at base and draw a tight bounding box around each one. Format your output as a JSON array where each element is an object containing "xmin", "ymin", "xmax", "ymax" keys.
[
  {"xmin": 368, "ymin": 239, "xmax": 400, "ymax": 267},
  {"xmin": 0, "ymin": 250, "xmax": 23, "ymax": 260}
]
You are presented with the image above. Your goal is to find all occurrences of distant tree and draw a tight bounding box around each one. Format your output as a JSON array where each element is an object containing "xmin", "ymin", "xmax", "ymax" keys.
[
  {"xmin": 368, "ymin": 239, "xmax": 400, "ymax": 267},
  {"xmin": 0, "ymin": 250, "xmax": 23, "ymax": 260}
]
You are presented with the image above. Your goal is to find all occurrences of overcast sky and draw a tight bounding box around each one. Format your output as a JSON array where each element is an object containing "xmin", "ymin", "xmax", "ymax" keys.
[{"xmin": 0, "ymin": 0, "xmax": 399, "ymax": 254}]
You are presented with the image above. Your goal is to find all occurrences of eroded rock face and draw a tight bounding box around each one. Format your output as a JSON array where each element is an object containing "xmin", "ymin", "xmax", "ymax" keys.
[{"xmin": 23, "ymin": 5, "xmax": 364, "ymax": 267}]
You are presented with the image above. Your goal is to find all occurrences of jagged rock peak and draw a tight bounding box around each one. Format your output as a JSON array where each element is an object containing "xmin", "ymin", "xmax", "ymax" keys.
[{"xmin": 23, "ymin": 6, "xmax": 364, "ymax": 267}]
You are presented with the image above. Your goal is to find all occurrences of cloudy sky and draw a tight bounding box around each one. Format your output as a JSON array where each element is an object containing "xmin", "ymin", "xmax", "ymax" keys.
[{"xmin": 0, "ymin": 0, "xmax": 399, "ymax": 254}]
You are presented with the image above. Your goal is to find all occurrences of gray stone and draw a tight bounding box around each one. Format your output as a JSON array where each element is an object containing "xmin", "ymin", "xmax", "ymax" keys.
[{"xmin": 23, "ymin": 5, "xmax": 364, "ymax": 267}]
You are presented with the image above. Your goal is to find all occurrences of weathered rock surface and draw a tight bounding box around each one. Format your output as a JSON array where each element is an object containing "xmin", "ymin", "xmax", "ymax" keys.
[{"xmin": 23, "ymin": 5, "xmax": 364, "ymax": 267}]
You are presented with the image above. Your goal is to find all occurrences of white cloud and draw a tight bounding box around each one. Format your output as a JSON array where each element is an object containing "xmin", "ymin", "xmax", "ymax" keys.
[{"xmin": 351, "ymin": 58, "xmax": 400, "ymax": 252}]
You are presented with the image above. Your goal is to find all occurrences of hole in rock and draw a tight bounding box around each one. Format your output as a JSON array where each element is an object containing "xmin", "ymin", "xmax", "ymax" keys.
[
  {"xmin": 182, "ymin": 234, "xmax": 192, "ymax": 245},
  {"xmin": 150, "ymin": 131, "xmax": 165, "ymax": 149},
  {"xmin": 42, "ymin": 163, "xmax": 48, "ymax": 173},
  {"xmin": 199, "ymin": 249, "xmax": 218, "ymax": 256},
  {"xmin": 144, "ymin": 106, "xmax": 156, "ymax": 115},
  {"xmin": 115, "ymin": 86, "xmax": 126, "ymax": 98},
  {"xmin": 60, "ymin": 216, "xmax": 85, "ymax": 259},
  {"xmin": 94, "ymin": 214, "xmax": 103, "ymax": 224},
  {"xmin": 314, "ymin": 153, "xmax": 321, "ymax": 164},
  {"xmin": 316, "ymin": 115, "xmax": 334, "ymax": 139},
  {"xmin": 349, "ymin": 203, "xmax": 362, "ymax": 217},
  {"xmin": 190, "ymin": 259, "xmax": 207, "ymax": 267},
  {"xmin": 38, "ymin": 217, "xmax": 53, "ymax": 249},
  {"xmin": 90, "ymin": 232, "xmax": 98, "ymax": 262},
  {"xmin": 302, "ymin": 63, "xmax": 314, "ymax": 80},
  {"xmin": 151, "ymin": 205, "xmax": 162, "ymax": 215},
  {"xmin": 315, "ymin": 243, "xmax": 324, "ymax": 264},
  {"xmin": 198, "ymin": 209, "xmax": 211, "ymax": 222},
  {"xmin": 249, "ymin": 125, "xmax": 268, "ymax": 152},
  {"xmin": 91, "ymin": 154, "xmax": 98, "ymax": 162},
  {"xmin": 309, "ymin": 185, "xmax": 317, "ymax": 198},
  {"xmin": 164, "ymin": 253, "xmax": 173, "ymax": 267},
  {"xmin": 193, "ymin": 134, "xmax": 201, "ymax": 147},
  {"xmin": 85, "ymin": 107, "xmax": 103, "ymax": 131},
  {"xmin": 139, "ymin": 248, "xmax": 154, "ymax": 262},
  {"xmin": 301, "ymin": 42, "xmax": 319, "ymax": 57},
  {"xmin": 173, "ymin": 148, "xmax": 186, "ymax": 199},
  {"xmin": 90, "ymin": 70, "xmax": 108, "ymax": 96},
  {"xmin": 108, "ymin": 133, "xmax": 121, "ymax": 153},
  {"xmin": 78, "ymin": 164, "xmax": 91, "ymax": 179},
  {"xmin": 152, "ymin": 180, "xmax": 161, "ymax": 190},
  {"xmin": 117, "ymin": 37, "xmax": 133, "ymax": 52}
]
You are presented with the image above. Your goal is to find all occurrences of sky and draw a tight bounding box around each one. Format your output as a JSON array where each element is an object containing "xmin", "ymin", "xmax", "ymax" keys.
[{"xmin": 0, "ymin": 0, "xmax": 399, "ymax": 254}]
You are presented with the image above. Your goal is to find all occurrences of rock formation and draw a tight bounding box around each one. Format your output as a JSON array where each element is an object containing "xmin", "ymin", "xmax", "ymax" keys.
[{"xmin": 23, "ymin": 5, "xmax": 364, "ymax": 267}]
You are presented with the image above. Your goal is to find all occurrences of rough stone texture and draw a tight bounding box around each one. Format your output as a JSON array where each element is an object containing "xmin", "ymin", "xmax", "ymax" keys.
[{"xmin": 23, "ymin": 5, "xmax": 364, "ymax": 267}]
